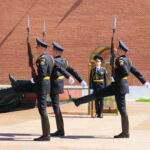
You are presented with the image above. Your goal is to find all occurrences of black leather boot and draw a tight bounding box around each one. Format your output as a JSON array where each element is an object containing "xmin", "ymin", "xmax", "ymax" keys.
[
  {"xmin": 9, "ymin": 73, "xmax": 34, "ymax": 93},
  {"xmin": 114, "ymin": 116, "xmax": 129, "ymax": 138},
  {"xmin": 51, "ymin": 130, "xmax": 64, "ymax": 137},
  {"xmin": 9, "ymin": 73, "xmax": 16, "ymax": 87},
  {"xmin": 34, "ymin": 116, "xmax": 51, "ymax": 141},
  {"xmin": 99, "ymin": 102, "xmax": 104, "ymax": 118},
  {"xmin": 51, "ymin": 113, "xmax": 65, "ymax": 137},
  {"xmin": 99, "ymin": 113, "xmax": 103, "ymax": 118},
  {"xmin": 71, "ymin": 94, "xmax": 95, "ymax": 107},
  {"xmin": 95, "ymin": 99, "xmax": 100, "ymax": 118}
]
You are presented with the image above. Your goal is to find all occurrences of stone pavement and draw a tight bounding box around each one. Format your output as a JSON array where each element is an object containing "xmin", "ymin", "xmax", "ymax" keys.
[{"xmin": 0, "ymin": 101, "xmax": 150, "ymax": 150}]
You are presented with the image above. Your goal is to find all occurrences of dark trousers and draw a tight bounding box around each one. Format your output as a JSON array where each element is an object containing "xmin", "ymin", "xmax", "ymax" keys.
[
  {"xmin": 36, "ymin": 92, "xmax": 48, "ymax": 117},
  {"xmin": 35, "ymin": 80, "xmax": 50, "ymax": 136},
  {"xmin": 36, "ymin": 80, "xmax": 50, "ymax": 117},
  {"xmin": 95, "ymin": 97, "xmax": 104, "ymax": 116},
  {"xmin": 75, "ymin": 84, "xmax": 129, "ymax": 133},
  {"xmin": 50, "ymin": 93, "xmax": 64, "ymax": 131},
  {"xmin": 77, "ymin": 84, "xmax": 128, "ymax": 117},
  {"xmin": 115, "ymin": 93, "xmax": 127, "ymax": 117}
]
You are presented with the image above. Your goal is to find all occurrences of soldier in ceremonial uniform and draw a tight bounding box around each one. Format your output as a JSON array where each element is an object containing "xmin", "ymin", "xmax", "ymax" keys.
[
  {"xmin": 50, "ymin": 41, "xmax": 87, "ymax": 137},
  {"xmin": 33, "ymin": 38, "xmax": 52, "ymax": 141},
  {"xmin": 71, "ymin": 40, "xmax": 150, "ymax": 138},
  {"xmin": 89, "ymin": 55, "xmax": 108, "ymax": 118}
]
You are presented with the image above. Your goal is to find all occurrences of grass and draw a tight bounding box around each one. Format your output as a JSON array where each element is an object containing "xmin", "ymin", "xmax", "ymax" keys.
[
  {"xmin": 104, "ymin": 97, "xmax": 115, "ymax": 101},
  {"xmin": 136, "ymin": 99, "xmax": 150, "ymax": 102},
  {"xmin": 0, "ymin": 87, "xmax": 10, "ymax": 90}
]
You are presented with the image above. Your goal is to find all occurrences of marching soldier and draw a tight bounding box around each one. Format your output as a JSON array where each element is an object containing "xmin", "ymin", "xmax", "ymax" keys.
[
  {"xmin": 50, "ymin": 41, "xmax": 87, "ymax": 137},
  {"xmin": 71, "ymin": 40, "xmax": 150, "ymax": 138},
  {"xmin": 90, "ymin": 55, "xmax": 108, "ymax": 118}
]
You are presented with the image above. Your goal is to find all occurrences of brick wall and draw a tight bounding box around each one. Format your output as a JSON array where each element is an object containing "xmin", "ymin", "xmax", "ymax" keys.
[{"xmin": 0, "ymin": 0, "xmax": 150, "ymax": 85}]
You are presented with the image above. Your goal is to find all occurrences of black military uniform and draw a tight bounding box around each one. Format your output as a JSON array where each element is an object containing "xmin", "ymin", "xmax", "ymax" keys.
[
  {"xmin": 72, "ymin": 40, "xmax": 147, "ymax": 138},
  {"xmin": 33, "ymin": 38, "xmax": 53, "ymax": 141},
  {"xmin": 50, "ymin": 41, "xmax": 84, "ymax": 137},
  {"xmin": 90, "ymin": 55, "xmax": 108, "ymax": 118}
]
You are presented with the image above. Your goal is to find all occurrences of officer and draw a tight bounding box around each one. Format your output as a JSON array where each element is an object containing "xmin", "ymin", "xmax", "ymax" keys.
[
  {"xmin": 71, "ymin": 40, "xmax": 150, "ymax": 138},
  {"xmin": 90, "ymin": 55, "xmax": 108, "ymax": 118},
  {"xmin": 50, "ymin": 41, "xmax": 87, "ymax": 137},
  {"xmin": 33, "ymin": 38, "xmax": 52, "ymax": 141}
]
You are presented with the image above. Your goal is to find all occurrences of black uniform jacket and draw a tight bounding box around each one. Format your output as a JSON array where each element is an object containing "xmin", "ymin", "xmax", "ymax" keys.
[
  {"xmin": 51, "ymin": 56, "xmax": 83, "ymax": 94},
  {"xmin": 113, "ymin": 55, "xmax": 146, "ymax": 94},
  {"xmin": 89, "ymin": 67, "xmax": 108, "ymax": 91},
  {"xmin": 35, "ymin": 52, "xmax": 53, "ymax": 82},
  {"xmin": 34, "ymin": 52, "xmax": 53, "ymax": 94}
]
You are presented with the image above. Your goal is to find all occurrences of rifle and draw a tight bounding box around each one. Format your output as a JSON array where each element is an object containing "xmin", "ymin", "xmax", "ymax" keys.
[
  {"xmin": 27, "ymin": 16, "xmax": 36, "ymax": 77},
  {"xmin": 110, "ymin": 17, "xmax": 117, "ymax": 76},
  {"xmin": 43, "ymin": 21, "xmax": 45, "ymax": 42}
]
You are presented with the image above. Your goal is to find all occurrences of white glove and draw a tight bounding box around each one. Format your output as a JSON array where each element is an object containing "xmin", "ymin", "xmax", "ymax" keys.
[
  {"xmin": 68, "ymin": 76, "xmax": 75, "ymax": 84},
  {"xmin": 110, "ymin": 76, "xmax": 115, "ymax": 82},
  {"xmin": 81, "ymin": 80, "xmax": 87, "ymax": 88},
  {"xmin": 144, "ymin": 82, "xmax": 150, "ymax": 88},
  {"xmin": 90, "ymin": 89, "xmax": 94, "ymax": 93},
  {"xmin": 30, "ymin": 78, "xmax": 35, "ymax": 84}
]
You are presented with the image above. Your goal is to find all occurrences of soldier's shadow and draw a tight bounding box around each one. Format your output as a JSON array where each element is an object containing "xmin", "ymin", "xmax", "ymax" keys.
[
  {"xmin": 54, "ymin": 135, "xmax": 113, "ymax": 139},
  {"xmin": 0, "ymin": 133, "xmax": 113, "ymax": 141},
  {"xmin": 0, "ymin": 133, "xmax": 39, "ymax": 141}
]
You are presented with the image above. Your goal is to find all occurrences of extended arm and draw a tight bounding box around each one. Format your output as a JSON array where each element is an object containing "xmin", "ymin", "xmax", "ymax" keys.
[
  {"xmin": 130, "ymin": 66, "xmax": 146, "ymax": 84},
  {"xmin": 66, "ymin": 65, "xmax": 83, "ymax": 83}
]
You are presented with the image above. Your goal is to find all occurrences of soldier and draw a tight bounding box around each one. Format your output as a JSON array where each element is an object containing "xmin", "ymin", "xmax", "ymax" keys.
[
  {"xmin": 71, "ymin": 40, "xmax": 150, "ymax": 138},
  {"xmin": 50, "ymin": 41, "xmax": 87, "ymax": 137},
  {"xmin": 33, "ymin": 38, "xmax": 52, "ymax": 141},
  {"xmin": 90, "ymin": 55, "xmax": 108, "ymax": 118}
]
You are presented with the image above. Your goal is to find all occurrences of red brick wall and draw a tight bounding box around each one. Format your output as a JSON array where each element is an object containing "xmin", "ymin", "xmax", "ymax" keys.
[{"xmin": 0, "ymin": 0, "xmax": 150, "ymax": 85}]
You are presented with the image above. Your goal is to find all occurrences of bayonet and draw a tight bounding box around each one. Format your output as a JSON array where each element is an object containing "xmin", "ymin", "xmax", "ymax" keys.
[
  {"xmin": 43, "ymin": 21, "xmax": 45, "ymax": 42},
  {"xmin": 27, "ymin": 16, "xmax": 36, "ymax": 77},
  {"xmin": 67, "ymin": 89, "xmax": 72, "ymax": 100},
  {"xmin": 27, "ymin": 16, "xmax": 30, "ymax": 43}
]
